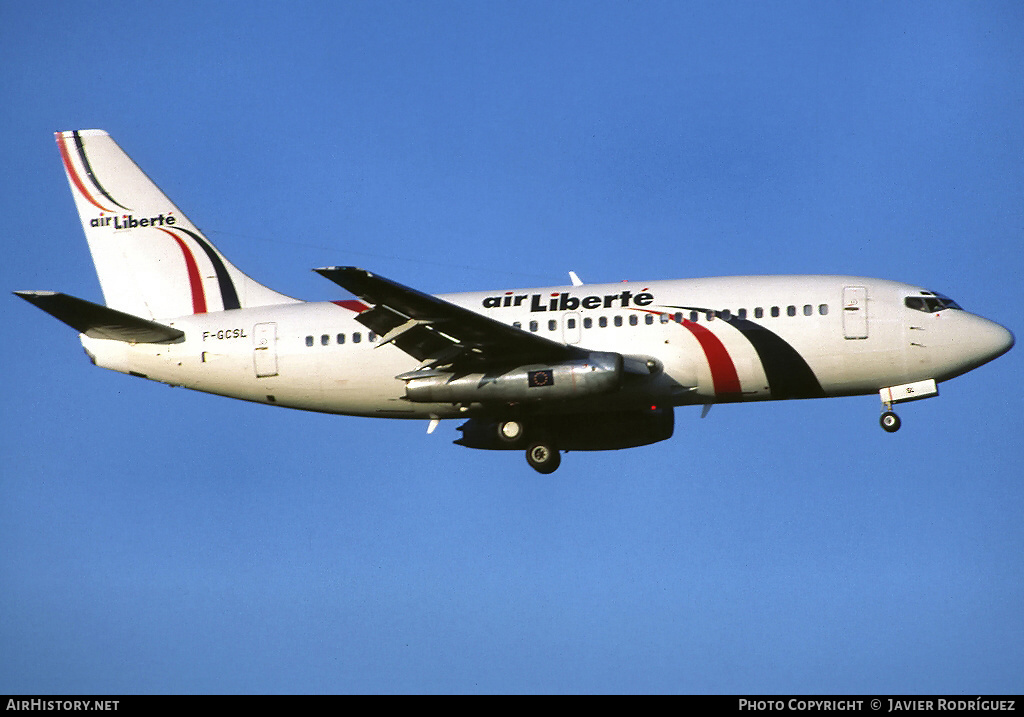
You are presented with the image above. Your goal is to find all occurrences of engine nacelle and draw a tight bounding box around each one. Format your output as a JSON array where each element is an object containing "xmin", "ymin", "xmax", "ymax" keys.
[
  {"xmin": 404, "ymin": 352, "xmax": 623, "ymax": 404},
  {"xmin": 455, "ymin": 406, "xmax": 674, "ymax": 452}
]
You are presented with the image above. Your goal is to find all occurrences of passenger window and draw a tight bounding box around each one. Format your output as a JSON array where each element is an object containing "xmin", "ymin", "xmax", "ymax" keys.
[
  {"xmin": 645, "ymin": 314, "xmax": 654, "ymax": 325},
  {"xmin": 660, "ymin": 313, "xmax": 669, "ymax": 324},
  {"xmin": 529, "ymin": 320, "xmax": 538, "ymax": 332},
  {"xmin": 787, "ymin": 306, "xmax": 796, "ymax": 317},
  {"xmin": 305, "ymin": 335, "xmax": 314, "ymax": 347},
  {"xmin": 629, "ymin": 314, "xmax": 638, "ymax": 326},
  {"xmin": 584, "ymin": 317, "xmax": 592, "ymax": 329},
  {"xmin": 321, "ymin": 334, "xmax": 330, "ymax": 346},
  {"xmin": 353, "ymin": 332, "xmax": 361, "ymax": 343},
  {"xmin": 803, "ymin": 304, "xmax": 812, "ymax": 316},
  {"xmin": 819, "ymin": 304, "xmax": 828, "ymax": 316},
  {"xmin": 369, "ymin": 332, "xmax": 376, "ymax": 342},
  {"xmin": 754, "ymin": 307, "xmax": 764, "ymax": 319},
  {"xmin": 771, "ymin": 306, "xmax": 780, "ymax": 318},
  {"xmin": 674, "ymin": 312, "xmax": 683, "ymax": 323},
  {"xmin": 337, "ymin": 333, "xmax": 345, "ymax": 344},
  {"xmin": 721, "ymin": 309, "xmax": 731, "ymax": 320},
  {"xmin": 690, "ymin": 311, "xmax": 699, "ymax": 322},
  {"xmin": 567, "ymin": 318, "xmax": 576, "ymax": 329},
  {"xmin": 548, "ymin": 320, "xmax": 557, "ymax": 331},
  {"xmin": 738, "ymin": 308, "xmax": 747, "ymax": 320},
  {"xmin": 614, "ymin": 316, "xmax": 622, "ymax": 327},
  {"xmin": 706, "ymin": 310, "xmax": 714, "ymax": 322},
  {"xmin": 512, "ymin": 321, "xmax": 521, "ymax": 330},
  {"xmin": 599, "ymin": 317, "xmax": 608, "ymax": 328}
]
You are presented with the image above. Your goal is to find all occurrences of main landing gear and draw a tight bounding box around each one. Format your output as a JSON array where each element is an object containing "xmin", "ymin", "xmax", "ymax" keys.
[
  {"xmin": 497, "ymin": 420, "xmax": 562, "ymax": 474},
  {"xmin": 525, "ymin": 439, "xmax": 561, "ymax": 474}
]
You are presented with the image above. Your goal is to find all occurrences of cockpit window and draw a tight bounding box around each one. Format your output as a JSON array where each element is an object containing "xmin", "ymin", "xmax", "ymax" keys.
[{"xmin": 905, "ymin": 291, "xmax": 962, "ymax": 313}]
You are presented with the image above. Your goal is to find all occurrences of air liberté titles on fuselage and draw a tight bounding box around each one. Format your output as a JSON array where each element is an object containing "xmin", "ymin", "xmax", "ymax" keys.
[{"xmin": 481, "ymin": 289, "xmax": 655, "ymax": 313}]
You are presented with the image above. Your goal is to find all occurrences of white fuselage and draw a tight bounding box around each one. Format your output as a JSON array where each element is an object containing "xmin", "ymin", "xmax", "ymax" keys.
[{"xmin": 80, "ymin": 275, "xmax": 1012, "ymax": 420}]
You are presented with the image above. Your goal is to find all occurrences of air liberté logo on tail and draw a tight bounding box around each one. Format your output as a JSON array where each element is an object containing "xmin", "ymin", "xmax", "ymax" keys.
[
  {"xmin": 58, "ymin": 131, "xmax": 180, "ymax": 231},
  {"xmin": 59, "ymin": 131, "xmax": 242, "ymax": 315},
  {"xmin": 90, "ymin": 212, "xmax": 177, "ymax": 229}
]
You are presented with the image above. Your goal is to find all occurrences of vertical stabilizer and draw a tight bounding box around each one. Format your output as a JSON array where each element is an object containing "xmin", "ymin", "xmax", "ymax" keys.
[{"xmin": 56, "ymin": 130, "xmax": 300, "ymax": 319}]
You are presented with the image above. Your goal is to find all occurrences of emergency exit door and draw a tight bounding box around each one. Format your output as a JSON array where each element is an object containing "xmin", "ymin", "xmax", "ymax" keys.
[
  {"xmin": 253, "ymin": 322, "xmax": 279, "ymax": 377},
  {"xmin": 562, "ymin": 312, "xmax": 581, "ymax": 344}
]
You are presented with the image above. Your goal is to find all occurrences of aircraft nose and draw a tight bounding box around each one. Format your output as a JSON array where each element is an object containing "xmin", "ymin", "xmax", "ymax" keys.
[{"xmin": 973, "ymin": 317, "xmax": 1014, "ymax": 364}]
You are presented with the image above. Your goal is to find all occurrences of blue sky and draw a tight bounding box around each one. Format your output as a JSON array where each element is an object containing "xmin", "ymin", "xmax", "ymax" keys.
[{"xmin": 2, "ymin": 0, "xmax": 1022, "ymax": 694}]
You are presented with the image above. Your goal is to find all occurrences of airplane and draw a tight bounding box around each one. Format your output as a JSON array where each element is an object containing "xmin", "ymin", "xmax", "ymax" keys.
[{"xmin": 16, "ymin": 130, "xmax": 1015, "ymax": 474}]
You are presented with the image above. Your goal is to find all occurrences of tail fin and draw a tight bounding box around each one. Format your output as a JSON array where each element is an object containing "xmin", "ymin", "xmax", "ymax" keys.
[{"xmin": 56, "ymin": 130, "xmax": 299, "ymax": 319}]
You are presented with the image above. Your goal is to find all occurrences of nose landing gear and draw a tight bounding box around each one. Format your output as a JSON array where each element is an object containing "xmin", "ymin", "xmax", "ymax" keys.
[
  {"xmin": 880, "ymin": 410, "xmax": 901, "ymax": 433},
  {"xmin": 876, "ymin": 379, "xmax": 940, "ymax": 433}
]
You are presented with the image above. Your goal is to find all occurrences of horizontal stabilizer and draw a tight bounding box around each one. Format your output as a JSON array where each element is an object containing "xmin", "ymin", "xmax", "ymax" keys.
[{"xmin": 14, "ymin": 291, "xmax": 185, "ymax": 343}]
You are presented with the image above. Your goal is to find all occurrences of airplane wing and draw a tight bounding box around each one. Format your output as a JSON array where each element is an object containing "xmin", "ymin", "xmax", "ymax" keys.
[{"xmin": 315, "ymin": 267, "xmax": 585, "ymax": 369}]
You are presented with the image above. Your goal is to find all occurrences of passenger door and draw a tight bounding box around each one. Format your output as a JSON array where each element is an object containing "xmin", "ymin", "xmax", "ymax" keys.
[{"xmin": 842, "ymin": 286, "xmax": 868, "ymax": 339}]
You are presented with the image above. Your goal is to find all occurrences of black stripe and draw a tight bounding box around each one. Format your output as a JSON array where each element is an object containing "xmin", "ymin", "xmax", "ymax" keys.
[
  {"xmin": 172, "ymin": 227, "xmax": 241, "ymax": 310},
  {"xmin": 664, "ymin": 305, "xmax": 825, "ymax": 400},
  {"xmin": 73, "ymin": 131, "xmax": 130, "ymax": 211},
  {"xmin": 723, "ymin": 318, "xmax": 825, "ymax": 399}
]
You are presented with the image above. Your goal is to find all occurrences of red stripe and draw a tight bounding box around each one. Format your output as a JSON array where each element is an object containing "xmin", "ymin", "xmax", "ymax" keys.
[
  {"xmin": 159, "ymin": 228, "xmax": 207, "ymax": 314},
  {"xmin": 678, "ymin": 318, "xmax": 742, "ymax": 396},
  {"xmin": 333, "ymin": 299, "xmax": 371, "ymax": 313},
  {"xmin": 55, "ymin": 133, "xmax": 112, "ymax": 212}
]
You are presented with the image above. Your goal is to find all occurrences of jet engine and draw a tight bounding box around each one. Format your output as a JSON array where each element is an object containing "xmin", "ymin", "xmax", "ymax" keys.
[{"xmin": 403, "ymin": 351, "xmax": 623, "ymax": 404}]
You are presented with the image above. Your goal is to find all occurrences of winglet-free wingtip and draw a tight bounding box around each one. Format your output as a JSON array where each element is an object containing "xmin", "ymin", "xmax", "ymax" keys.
[{"xmin": 314, "ymin": 266, "xmax": 371, "ymax": 278}]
